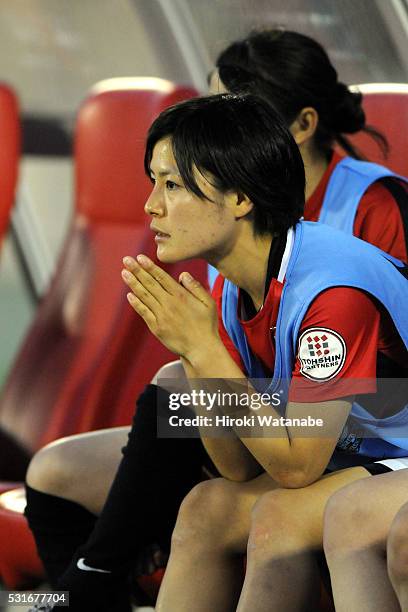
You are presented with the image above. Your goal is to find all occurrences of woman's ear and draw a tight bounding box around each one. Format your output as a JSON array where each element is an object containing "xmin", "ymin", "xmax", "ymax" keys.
[
  {"xmin": 224, "ymin": 191, "xmax": 253, "ymax": 219},
  {"xmin": 290, "ymin": 107, "xmax": 319, "ymax": 146}
]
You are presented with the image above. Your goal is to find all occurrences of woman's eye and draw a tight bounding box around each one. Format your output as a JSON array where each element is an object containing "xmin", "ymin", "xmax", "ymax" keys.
[{"xmin": 166, "ymin": 180, "xmax": 179, "ymax": 191}]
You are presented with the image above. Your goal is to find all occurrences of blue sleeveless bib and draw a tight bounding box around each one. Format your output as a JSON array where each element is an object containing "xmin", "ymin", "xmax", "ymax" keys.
[
  {"xmin": 318, "ymin": 156, "xmax": 407, "ymax": 233},
  {"xmin": 222, "ymin": 221, "xmax": 408, "ymax": 459}
]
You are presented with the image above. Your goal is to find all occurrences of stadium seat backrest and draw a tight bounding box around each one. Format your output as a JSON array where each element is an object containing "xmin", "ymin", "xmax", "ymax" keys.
[
  {"xmin": 76, "ymin": 78, "xmax": 199, "ymax": 224},
  {"xmin": 348, "ymin": 83, "xmax": 408, "ymax": 175},
  {"xmin": 0, "ymin": 83, "xmax": 20, "ymax": 246},
  {"xmin": 0, "ymin": 78, "xmax": 204, "ymax": 458}
]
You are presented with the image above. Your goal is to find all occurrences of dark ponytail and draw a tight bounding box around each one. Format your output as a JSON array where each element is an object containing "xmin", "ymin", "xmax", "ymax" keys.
[{"xmin": 216, "ymin": 29, "xmax": 388, "ymax": 160}]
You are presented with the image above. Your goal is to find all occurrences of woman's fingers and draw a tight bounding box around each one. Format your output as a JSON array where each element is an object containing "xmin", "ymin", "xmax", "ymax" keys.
[
  {"xmin": 126, "ymin": 292, "xmax": 156, "ymax": 329},
  {"xmin": 122, "ymin": 269, "xmax": 160, "ymax": 312},
  {"xmin": 123, "ymin": 255, "xmax": 180, "ymax": 296},
  {"xmin": 179, "ymin": 272, "xmax": 212, "ymax": 306}
]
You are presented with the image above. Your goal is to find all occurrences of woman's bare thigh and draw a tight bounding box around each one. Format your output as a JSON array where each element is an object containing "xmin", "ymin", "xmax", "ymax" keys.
[
  {"xmin": 26, "ymin": 427, "xmax": 130, "ymax": 514},
  {"xmin": 325, "ymin": 468, "xmax": 408, "ymax": 548}
]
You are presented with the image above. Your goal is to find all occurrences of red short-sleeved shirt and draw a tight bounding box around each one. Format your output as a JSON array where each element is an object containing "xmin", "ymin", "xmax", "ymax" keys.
[
  {"xmin": 307, "ymin": 152, "xmax": 408, "ymax": 262},
  {"xmin": 212, "ymin": 274, "xmax": 407, "ymax": 403}
]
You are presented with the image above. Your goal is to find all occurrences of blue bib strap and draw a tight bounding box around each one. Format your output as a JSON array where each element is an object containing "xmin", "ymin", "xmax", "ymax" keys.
[
  {"xmin": 221, "ymin": 280, "xmax": 267, "ymax": 387},
  {"xmin": 319, "ymin": 157, "xmax": 407, "ymax": 234},
  {"xmin": 207, "ymin": 265, "xmax": 219, "ymax": 291}
]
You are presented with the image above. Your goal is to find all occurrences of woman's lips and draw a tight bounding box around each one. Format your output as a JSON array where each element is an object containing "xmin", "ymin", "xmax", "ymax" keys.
[{"xmin": 154, "ymin": 231, "xmax": 170, "ymax": 242}]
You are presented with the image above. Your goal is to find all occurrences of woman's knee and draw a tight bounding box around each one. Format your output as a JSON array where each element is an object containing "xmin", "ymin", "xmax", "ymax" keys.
[
  {"xmin": 323, "ymin": 478, "xmax": 383, "ymax": 560},
  {"xmin": 26, "ymin": 427, "xmax": 128, "ymax": 508},
  {"xmin": 171, "ymin": 478, "xmax": 240, "ymax": 552},
  {"xmin": 26, "ymin": 437, "xmax": 79, "ymax": 496},
  {"xmin": 247, "ymin": 489, "xmax": 312, "ymax": 561},
  {"xmin": 387, "ymin": 503, "xmax": 408, "ymax": 581}
]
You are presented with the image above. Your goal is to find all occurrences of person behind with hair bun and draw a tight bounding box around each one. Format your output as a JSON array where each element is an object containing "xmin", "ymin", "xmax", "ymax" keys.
[
  {"xmin": 203, "ymin": 30, "xmax": 408, "ymax": 611},
  {"xmin": 209, "ymin": 29, "xmax": 408, "ymax": 270}
]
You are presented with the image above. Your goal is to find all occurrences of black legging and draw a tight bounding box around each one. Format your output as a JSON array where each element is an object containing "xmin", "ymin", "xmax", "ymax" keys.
[{"xmin": 25, "ymin": 384, "xmax": 213, "ymax": 610}]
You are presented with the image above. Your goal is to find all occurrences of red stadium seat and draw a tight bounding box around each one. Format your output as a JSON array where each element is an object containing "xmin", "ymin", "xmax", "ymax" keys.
[
  {"xmin": 348, "ymin": 83, "xmax": 408, "ymax": 175},
  {"xmin": 0, "ymin": 77, "xmax": 206, "ymax": 588},
  {"xmin": 0, "ymin": 83, "xmax": 20, "ymax": 248},
  {"xmin": 0, "ymin": 77, "xmax": 202, "ymax": 462}
]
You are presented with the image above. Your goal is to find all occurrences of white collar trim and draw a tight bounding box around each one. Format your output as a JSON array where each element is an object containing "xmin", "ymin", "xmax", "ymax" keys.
[{"xmin": 277, "ymin": 227, "xmax": 295, "ymax": 283}]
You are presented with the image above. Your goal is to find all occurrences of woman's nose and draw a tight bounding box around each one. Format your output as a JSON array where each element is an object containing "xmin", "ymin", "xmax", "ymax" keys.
[{"xmin": 144, "ymin": 190, "xmax": 163, "ymax": 217}]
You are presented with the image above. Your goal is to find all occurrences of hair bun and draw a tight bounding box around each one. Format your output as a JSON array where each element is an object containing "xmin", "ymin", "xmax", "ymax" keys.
[{"xmin": 330, "ymin": 82, "xmax": 365, "ymax": 134}]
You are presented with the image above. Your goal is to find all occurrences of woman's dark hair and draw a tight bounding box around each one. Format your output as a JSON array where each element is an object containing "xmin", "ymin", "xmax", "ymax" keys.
[
  {"xmin": 215, "ymin": 29, "xmax": 387, "ymax": 159},
  {"xmin": 144, "ymin": 93, "xmax": 305, "ymax": 236}
]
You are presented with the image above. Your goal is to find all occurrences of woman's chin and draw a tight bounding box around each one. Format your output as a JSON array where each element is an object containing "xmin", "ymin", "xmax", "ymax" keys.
[
  {"xmin": 156, "ymin": 244, "xmax": 199, "ymax": 264},
  {"xmin": 156, "ymin": 248, "xmax": 180, "ymax": 264}
]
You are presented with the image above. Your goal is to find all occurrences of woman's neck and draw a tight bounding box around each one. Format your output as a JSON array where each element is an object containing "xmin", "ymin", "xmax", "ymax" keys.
[
  {"xmin": 214, "ymin": 226, "xmax": 273, "ymax": 311},
  {"xmin": 301, "ymin": 144, "xmax": 330, "ymax": 201}
]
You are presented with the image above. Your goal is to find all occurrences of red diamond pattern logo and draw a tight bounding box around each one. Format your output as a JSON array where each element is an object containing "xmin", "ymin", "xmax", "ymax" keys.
[
  {"xmin": 305, "ymin": 333, "xmax": 333, "ymax": 357},
  {"xmin": 300, "ymin": 328, "xmax": 346, "ymax": 381}
]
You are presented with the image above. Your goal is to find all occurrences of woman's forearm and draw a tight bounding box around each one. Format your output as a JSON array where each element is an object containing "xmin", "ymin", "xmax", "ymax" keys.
[
  {"xmin": 181, "ymin": 346, "xmax": 350, "ymax": 487},
  {"xmin": 180, "ymin": 354, "xmax": 262, "ymax": 481}
]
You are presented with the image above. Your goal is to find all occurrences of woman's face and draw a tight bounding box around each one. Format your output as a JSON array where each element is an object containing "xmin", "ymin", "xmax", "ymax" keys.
[{"xmin": 145, "ymin": 137, "xmax": 238, "ymax": 264}]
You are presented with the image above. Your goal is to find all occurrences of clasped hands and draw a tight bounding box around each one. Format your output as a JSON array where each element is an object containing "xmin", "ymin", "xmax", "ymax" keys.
[{"xmin": 121, "ymin": 255, "xmax": 219, "ymax": 360}]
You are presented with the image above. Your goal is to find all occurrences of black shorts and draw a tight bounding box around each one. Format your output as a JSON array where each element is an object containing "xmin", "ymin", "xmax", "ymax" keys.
[
  {"xmin": 326, "ymin": 456, "xmax": 408, "ymax": 476},
  {"xmin": 362, "ymin": 462, "xmax": 393, "ymax": 475},
  {"xmin": 363, "ymin": 457, "xmax": 408, "ymax": 475}
]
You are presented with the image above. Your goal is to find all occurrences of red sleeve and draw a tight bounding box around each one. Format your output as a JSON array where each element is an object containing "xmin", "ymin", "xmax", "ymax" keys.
[
  {"xmin": 211, "ymin": 273, "xmax": 245, "ymax": 372},
  {"xmin": 289, "ymin": 287, "xmax": 380, "ymax": 403},
  {"xmin": 354, "ymin": 180, "xmax": 408, "ymax": 263}
]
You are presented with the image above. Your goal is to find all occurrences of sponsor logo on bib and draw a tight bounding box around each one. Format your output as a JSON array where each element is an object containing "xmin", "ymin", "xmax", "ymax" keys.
[{"xmin": 298, "ymin": 327, "xmax": 346, "ymax": 381}]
